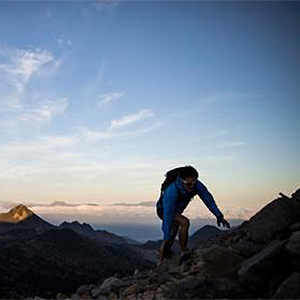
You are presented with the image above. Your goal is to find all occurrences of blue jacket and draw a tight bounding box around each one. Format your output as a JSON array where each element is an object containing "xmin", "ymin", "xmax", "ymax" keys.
[{"xmin": 156, "ymin": 176, "xmax": 223, "ymax": 240}]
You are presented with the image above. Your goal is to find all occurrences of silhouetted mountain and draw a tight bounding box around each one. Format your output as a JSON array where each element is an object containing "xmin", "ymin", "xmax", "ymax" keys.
[
  {"xmin": 0, "ymin": 205, "xmax": 154, "ymax": 299},
  {"xmin": 0, "ymin": 227, "xmax": 153, "ymax": 299},
  {"xmin": 189, "ymin": 224, "xmax": 224, "ymax": 248},
  {"xmin": 59, "ymin": 221, "xmax": 128, "ymax": 244}
]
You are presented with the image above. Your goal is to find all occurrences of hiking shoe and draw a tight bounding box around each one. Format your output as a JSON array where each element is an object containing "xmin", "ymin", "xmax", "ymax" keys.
[{"xmin": 180, "ymin": 250, "xmax": 192, "ymax": 264}]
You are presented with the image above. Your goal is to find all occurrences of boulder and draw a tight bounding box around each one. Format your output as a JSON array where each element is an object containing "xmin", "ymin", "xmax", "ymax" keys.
[
  {"xmin": 292, "ymin": 189, "xmax": 300, "ymax": 201},
  {"xmin": 76, "ymin": 284, "xmax": 94, "ymax": 296},
  {"xmin": 92, "ymin": 277, "xmax": 121, "ymax": 297},
  {"xmin": 201, "ymin": 245, "xmax": 244, "ymax": 278},
  {"xmin": 139, "ymin": 290, "xmax": 156, "ymax": 300},
  {"xmin": 291, "ymin": 222, "xmax": 300, "ymax": 232},
  {"xmin": 56, "ymin": 293, "xmax": 69, "ymax": 300},
  {"xmin": 238, "ymin": 240, "xmax": 291, "ymax": 297},
  {"xmin": 167, "ymin": 276, "xmax": 249, "ymax": 299},
  {"xmin": 231, "ymin": 239, "xmax": 263, "ymax": 258},
  {"xmin": 285, "ymin": 231, "xmax": 300, "ymax": 257},
  {"xmin": 272, "ymin": 272, "xmax": 300, "ymax": 299},
  {"xmin": 246, "ymin": 196, "xmax": 300, "ymax": 244}
]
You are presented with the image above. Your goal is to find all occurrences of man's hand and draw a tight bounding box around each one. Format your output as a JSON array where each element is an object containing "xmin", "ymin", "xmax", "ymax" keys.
[{"xmin": 217, "ymin": 216, "xmax": 230, "ymax": 228}]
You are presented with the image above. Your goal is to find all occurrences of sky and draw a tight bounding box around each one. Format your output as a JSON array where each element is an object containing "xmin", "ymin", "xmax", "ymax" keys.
[{"xmin": 0, "ymin": 1, "xmax": 299, "ymax": 233}]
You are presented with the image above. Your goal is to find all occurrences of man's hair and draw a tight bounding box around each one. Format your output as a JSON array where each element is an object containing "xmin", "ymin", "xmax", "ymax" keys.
[
  {"xmin": 160, "ymin": 165, "xmax": 199, "ymax": 193},
  {"xmin": 179, "ymin": 165, "xmax": 198, "ymax": 179}
]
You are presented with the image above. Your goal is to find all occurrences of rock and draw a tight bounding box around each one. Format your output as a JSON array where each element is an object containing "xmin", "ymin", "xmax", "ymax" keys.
[
  {"xmin": 139, "ymin": 290, "xmax": 156, "ymax": 300},
  {"xmin": 70, "ymin": 293, "xmax": 81, "ymax": 300},
  {"xmin": 167, "ymin": 276, "xmax": 204, "ymax": 299},
  {"xmin": 246, "ymin": 196, "xmax": 300, "ymax": 244},
  {"xmin": 167, "ymin": 276, "xmax": 249, "ymax": 299},
  {"xmin": 273, "ymin": 272, "xmax": 300, "ymax": 299},
  {"xmin": 279, "ymin": 192, "xmax": 290, "ymax": 199},
  {"xmin": 286, "ymin": 231, "xmax": 300, "ymax": 257},
  {"xmin": 149, "ymin": 270, "xmax": 173, "ymax": 285},
  {"xmin": 201, "ymin": 245, "xmax": 244, "ymax": 277},
  {"xmin": 238, "ymin": 240, "xmax": 290, "ymax": 297},
  {"xmin": 108, "ymin": 291, "xmax": 118, "ymax": 299},
  {"xmin": 291, "ymin": 222, "xmax": 300, "ymax": 232},
  {"xmin": 96, "ymin": 276, "xmax": 122, "ymax": 296},
  {"xmin": 80, "ymin": 291, "xmax": 93, "ymax": 299},
  {"xmin": 56, "ymin": 293, "xmax": 69, "ymax": 300},
  {"xmin": 91, "ymin": 286, "xmax": 102, "ymax": 298},
  {"xmin": 292, "ymin": 189, "xmax": 300, "ymax": 201},
  {"xmin": 231, "ymin": 239, "xmax": 263, "ymax": 258},
  {"xmin": 77, "ymin": 284, "xmax": 94, "ymax": 295},
  {"xmin": 113, "ymin": 278, "xmax": 137, "ymax": 290},
  {"xmin": 123, "ymin": 283, "xmax": 139, "ymax": 296}
]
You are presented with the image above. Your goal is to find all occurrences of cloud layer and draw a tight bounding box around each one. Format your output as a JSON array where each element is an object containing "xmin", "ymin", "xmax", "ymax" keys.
[{"xmin": 0, "ymin": 200, "xmax": 259, "ymax": 226}]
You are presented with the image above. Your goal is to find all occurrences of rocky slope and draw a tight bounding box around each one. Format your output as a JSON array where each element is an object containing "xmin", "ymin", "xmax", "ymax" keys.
[{"xmin": 66, "ymin": 188, "xmax": 300, "ymax": 300}]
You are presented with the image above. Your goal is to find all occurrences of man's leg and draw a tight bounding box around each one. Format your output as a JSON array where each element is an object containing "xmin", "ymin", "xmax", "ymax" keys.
[
  {"xmin": 170, "ymin": 222, "xmax": 179, "ymax": 247},
  {"xmin": 174, "ymin": 214, "xmax": 190, "ymax": 252}
]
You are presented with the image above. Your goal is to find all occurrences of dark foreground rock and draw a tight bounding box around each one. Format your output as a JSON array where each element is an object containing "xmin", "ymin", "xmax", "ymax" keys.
[
  {"xmin": 273, "ymin": 272, "xmax": 300, "ymax": 299},
  {"xmin": 30, "ymin": 189, "xmax": 300, "ymax": 299}
]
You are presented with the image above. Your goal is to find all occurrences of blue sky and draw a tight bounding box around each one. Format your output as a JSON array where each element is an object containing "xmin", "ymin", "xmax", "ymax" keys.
[{"xmin": 0, "ymin": 1, "xmax": 299, "ymax": 226}]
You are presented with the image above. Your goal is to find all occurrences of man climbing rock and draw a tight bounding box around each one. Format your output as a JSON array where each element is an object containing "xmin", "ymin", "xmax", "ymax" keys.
[{"xmin": 156, "ymin": 165, "xmax": 230, "ymax": 264}]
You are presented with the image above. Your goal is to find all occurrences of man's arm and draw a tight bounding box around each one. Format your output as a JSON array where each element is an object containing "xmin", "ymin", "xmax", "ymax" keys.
[
  {"xmin": 196, "ymin": 181, "xmax": 223, "ymax": 217},
  {"xmin": 162, "ymin": 184, "xmax": 179, "ymax": 240},
  {"xmin": 196, "ymin": 181, "xmax": 230, "ymax": 228}
]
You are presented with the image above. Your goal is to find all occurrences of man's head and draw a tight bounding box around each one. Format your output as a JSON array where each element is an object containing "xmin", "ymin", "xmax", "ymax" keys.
[{"xmin": 180, "ymin": 166, "xmax": 198, "ymax": 191}]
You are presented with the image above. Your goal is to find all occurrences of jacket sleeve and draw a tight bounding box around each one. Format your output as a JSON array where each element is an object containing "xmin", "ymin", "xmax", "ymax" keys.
[
  {"xmin": 196, "ymin": 181, "xmax": 223, "ymax": 218},
  {"xmin": 162, "ymin": 184, "xmax": 179, "ymax": 240}
]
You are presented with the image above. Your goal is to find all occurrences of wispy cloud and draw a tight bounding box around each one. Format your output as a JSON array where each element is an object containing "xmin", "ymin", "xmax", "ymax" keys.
[
  {"xmin": 0, "ymin": 48, "xmax": 57, "ymax": 107},
  {"xmin": 0, "ymin": 48, "xmax": 54, "ymax": 82},
  {"xmin": 0, "ymin": 47, "xmax": 66, "ymax": 131},
  {"xmin": 80, "ymin": 121, "xmax": 162, "ymax": 142},
  {"xmin": 0, "ymin": 98, "xmax": 69, "ymax": 133},
  {"xmin": 216, "ymin": 141, "xmax": 246, "ymax": 149},
  {"xmin": 17, "ymin": 98, "xmax": 68, "ymax": 124},
  {"xmin": 110, "ymin": 109, "xmax": 155, "ymax": 129},
  {"xmin": 97, "ymin": 92, "xmax": 125, "ymax": 107}
]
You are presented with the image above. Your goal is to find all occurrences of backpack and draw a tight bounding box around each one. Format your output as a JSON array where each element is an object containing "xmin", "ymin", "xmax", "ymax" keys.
[{"xmin": 160, "ymin": 167, "xmax": 184, "ymax": 195}]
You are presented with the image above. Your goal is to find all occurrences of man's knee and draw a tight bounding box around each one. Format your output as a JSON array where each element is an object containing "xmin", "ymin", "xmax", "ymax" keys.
[{"xmin": 176, "ymin": 215, "xmax": 190, "ymax": 229}]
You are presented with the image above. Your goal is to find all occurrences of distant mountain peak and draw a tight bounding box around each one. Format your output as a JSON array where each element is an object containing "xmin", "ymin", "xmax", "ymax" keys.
[
  {"xmin": 0, "ymin": 204, "xmax": 54, "ymax": 231},
  {"xmin": 0, "ymin": 204, "xmax": 34, "ymax": 223},
  {"xmin": 59, "ymin": 220, "xmax": 94, "ymax": 232}
]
